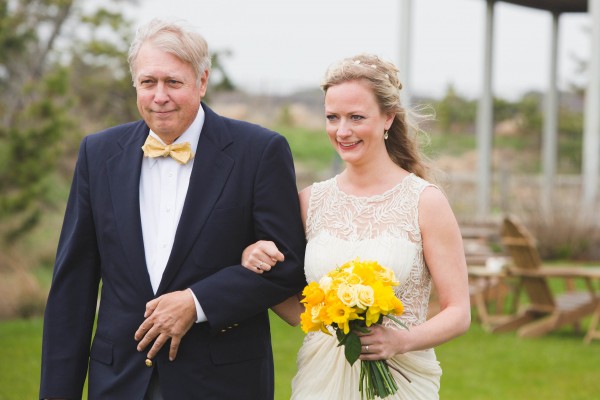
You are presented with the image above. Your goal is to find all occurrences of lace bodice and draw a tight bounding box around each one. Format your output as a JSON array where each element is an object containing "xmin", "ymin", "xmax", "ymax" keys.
[{"xmin": 304, "ymin": 174, "xmax": 434, "ymax": 327}]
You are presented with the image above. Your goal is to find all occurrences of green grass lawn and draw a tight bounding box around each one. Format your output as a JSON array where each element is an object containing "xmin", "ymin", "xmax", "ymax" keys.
[
  {"xmin": 0, "ymin": 318, "xmax": 44, "ymax": 400},
  {"xmin": 275, "ymin": 125, "xmax": 336, "ymax": 171},
  {"xmin": 1, "ymin": 312, "xmax": 598, "ymax": 400},
  {"xmin": 436, "ymin": 323, "xmax": 600, "ymax": 400}
]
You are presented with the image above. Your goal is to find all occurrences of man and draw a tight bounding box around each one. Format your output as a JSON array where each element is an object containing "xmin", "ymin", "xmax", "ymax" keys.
[{"xmin": 40, "ymin": 18, "xmax": 306, "ymax": 400}]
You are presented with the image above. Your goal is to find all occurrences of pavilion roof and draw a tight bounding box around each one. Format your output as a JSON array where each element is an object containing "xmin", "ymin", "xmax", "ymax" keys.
[{"xmin": 499, "ymin": 0, "xmax": 587, "ymax": 13}]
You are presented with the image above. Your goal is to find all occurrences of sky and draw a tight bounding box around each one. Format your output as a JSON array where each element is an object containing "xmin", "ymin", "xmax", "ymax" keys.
[{"xmin": 124, "ymin": 0, "xmax": 591, "ymax": 100}]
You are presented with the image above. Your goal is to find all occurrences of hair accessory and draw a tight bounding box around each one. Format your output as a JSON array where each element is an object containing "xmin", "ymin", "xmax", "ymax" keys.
[{"xmin": 348, "ymin": 58, "xmax": 396, "ymax": 86}]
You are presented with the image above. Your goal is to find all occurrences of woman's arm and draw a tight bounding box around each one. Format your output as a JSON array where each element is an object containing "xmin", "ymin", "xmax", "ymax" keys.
[
  {"xmin": 240, "ymin": 186, "xmax": 312, "ymax": 326},
  {"xmin": 415, "ymin": 185, "xmax": 472, "ymax": 347},
  {"xmin": 241, "ymin": 240, "xmax": 303, "ymax": 325},
  {"xmin": 271, "ymin": 293, "xmax": 304, "ymax": 326},
  {"xmin": 358, "ymin": 185, "xmax": 471, "ymax": 360}
]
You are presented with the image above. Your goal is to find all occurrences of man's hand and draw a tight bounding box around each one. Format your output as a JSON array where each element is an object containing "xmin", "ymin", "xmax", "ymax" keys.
[{"xmin": 134, "ymin": 290, "xmax": 197, "ymax": 361}]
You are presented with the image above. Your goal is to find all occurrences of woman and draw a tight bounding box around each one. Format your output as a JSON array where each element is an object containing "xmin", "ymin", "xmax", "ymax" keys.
[{"xmin": 242, "ymin": 54, "xmax": 470, "ymax": 399}]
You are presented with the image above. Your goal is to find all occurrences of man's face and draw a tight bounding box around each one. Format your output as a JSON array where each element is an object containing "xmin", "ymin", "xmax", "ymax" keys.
[{"xmin": 133, "ymin": 43, "xmax": 208, "ymax": 144}]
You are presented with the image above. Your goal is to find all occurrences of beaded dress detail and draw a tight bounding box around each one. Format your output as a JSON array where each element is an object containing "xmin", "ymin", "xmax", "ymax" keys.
[{"xmin": 291, "ymin": 174, "xmax": 442, "ymax": 400}]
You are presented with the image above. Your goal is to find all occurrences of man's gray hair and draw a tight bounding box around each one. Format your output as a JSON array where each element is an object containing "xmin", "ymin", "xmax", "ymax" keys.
[{"xmin": 128, "ymin": 18, "xmax": 211, "ymax": 86}]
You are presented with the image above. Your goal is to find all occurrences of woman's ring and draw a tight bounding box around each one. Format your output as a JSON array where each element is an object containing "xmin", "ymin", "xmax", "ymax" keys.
[
  {"xmin": 365, "ymin": 345, "xmax": 369, "ymax": 353},
  {"xmin": 258, "ymin": 261, "xmax": 265, "ymax": 270}
]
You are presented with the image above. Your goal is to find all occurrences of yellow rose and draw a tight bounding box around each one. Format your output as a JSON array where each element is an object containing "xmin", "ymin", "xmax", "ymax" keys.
[
  {"xmin": 311, "ymin": 303, "xmax": 324, "ymax": 323},
  {"xmin": 334, "ymin": 269, "xmax": 359, "ymax": 286},
  {"xmin": 301, "ymin": 259, "xmax": 405, "ymax": 335},
  {"xmin": 347, "ymin": 272, "xmax": 363, "ymax": 285},
  {"xmin": 319, "ymin": 275, "xmax": 333, "ymax": 293},
  {"xmin": 300, "ymin": 306, "xmax": 321, "ymax": 333},
  {"xmin": 337, "ymin": 283, "xmax": 359, "ymax": 307},
  {"xmin": 302, "ymin": 282, "xmax": 325, "ymax": 306},
  {"xmin": 376, "ymin": 267, "xmax": 398, "ymax": 286},
  {"xmin": 356, "ymin": 284, "xmax": 375, "ymax": 309}
]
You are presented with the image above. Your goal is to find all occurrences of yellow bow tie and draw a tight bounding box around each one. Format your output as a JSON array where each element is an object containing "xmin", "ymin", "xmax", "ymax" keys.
[{"xmin": 141, "ymin": 135, "xmax": 194, "ymax": 165}]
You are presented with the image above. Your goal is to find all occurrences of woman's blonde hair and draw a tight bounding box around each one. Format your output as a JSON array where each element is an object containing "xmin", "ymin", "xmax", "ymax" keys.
[{"xmin": 321, "ymin": 53, "xmax": 432, "ymax": 180}]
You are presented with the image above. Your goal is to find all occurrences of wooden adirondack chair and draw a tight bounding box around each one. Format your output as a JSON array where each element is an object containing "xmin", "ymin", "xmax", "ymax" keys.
[
  {"xmin": 585, "ymin": 303, "xmax": 600, "ymax": 344},
  {"xmin": 487, "ymin": 215, "xmax": 600, "ymax": 338},
  {"xmin": 468, "ymin": 261, "xmax": 520, "ymax": 331}
]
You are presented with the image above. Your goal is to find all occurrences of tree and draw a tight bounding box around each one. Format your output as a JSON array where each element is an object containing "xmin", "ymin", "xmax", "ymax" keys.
[
  {"xmin": 0, "ymin": 0, "xmax": 76, "ymax": 245},
  {"xmin": 433, "ymin": 84, "xmax": 477, "ymax": 134},
  {"xmin": 0, "ymin": 0, "xmax": 139, "ymax": 247},
  {"xmin": 67, "ymin": 4, "xmax": 139, "ymax": 133},
  {"xmin": 0, "ymin": 0, "xmax": 238, "ymax": 252},
  {"xmin": 209, "ymin": 49, "xmax": 236, "ymax": 93}
]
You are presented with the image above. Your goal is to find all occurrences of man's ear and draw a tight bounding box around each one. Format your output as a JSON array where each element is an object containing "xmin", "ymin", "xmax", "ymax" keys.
[{"xmin": 199, "ymin": 69, "xmax": 209, "ymax": 97}]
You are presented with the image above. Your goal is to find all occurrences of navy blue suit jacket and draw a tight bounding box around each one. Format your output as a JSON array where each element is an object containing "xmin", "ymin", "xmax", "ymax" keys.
[{"xmin": 40, "ymin": 104, "xmax": 306, "ymax": 399}]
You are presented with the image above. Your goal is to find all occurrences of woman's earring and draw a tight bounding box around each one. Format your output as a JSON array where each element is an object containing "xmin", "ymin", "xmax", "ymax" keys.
[{"xmin": 384, "ymin": 130, "xmax": 389, "ymax": 140}]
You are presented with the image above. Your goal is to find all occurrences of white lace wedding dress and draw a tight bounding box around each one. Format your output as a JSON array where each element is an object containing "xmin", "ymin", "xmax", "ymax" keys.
[{"xmin": 290, "ymin": 174, "xmax": 442, "ymax": 400}]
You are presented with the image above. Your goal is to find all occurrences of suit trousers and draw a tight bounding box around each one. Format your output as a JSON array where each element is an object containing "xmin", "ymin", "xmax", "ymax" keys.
[{"xmin": 144, "ymin": 369, "xmax": 164, "ymax": 400}]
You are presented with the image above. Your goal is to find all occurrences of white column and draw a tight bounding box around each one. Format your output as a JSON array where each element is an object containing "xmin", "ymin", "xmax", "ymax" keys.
[
  {"xmin": 399, "ymin": 0, "xmax": 412, "ymax": 106},
  {"xmin": 477, "ymin": 0, "xmax": 495, "ymax": 217},
  {"xmin": 582, "ymin": 0, "xmax": 600, "ymax": 208},
  {"xmin": 542, "ymin": 12, "xmax": 560, "ymax": 209}
]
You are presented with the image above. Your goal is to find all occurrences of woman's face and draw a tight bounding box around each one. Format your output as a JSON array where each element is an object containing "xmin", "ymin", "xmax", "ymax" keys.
[{"xmin": 324, "ymin": 79, "xmax": 394, "ymax": 167}]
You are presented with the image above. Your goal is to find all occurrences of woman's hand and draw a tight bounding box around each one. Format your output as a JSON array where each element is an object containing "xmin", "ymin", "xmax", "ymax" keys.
[
  {"xmin": 242, "ymin": 240, "xmax": 302, "ymax": 325},
  {"xmin": 357, "ymin": 324, "xmax": 409, "ymax": 361},
  {"xmin": 241, "ymin": 240, "xmax": 284, "ymax": 274}
]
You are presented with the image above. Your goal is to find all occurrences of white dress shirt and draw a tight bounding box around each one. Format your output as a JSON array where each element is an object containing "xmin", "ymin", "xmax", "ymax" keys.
[{"xmin": 139, "ymin": 106, "xmax": 206, "ymax": 322}]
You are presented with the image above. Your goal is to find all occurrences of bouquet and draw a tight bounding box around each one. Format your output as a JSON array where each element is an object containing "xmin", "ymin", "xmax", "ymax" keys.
[{"xmin": 300, "ymin": 258, "xmax": 409, "ymax": 400}]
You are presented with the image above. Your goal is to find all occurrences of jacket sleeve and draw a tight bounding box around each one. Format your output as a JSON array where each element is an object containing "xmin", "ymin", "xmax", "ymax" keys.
[
  {"xmin": 39, "ymin": 136, "xmax": 101, "ymax": 399},
  {"xmin": 190, "ymin": 133, "xmax": 306, "ymax": 334}
]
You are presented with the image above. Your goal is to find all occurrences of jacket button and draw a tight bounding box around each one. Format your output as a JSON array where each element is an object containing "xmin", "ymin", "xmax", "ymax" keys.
[{"xmin": 145, "ymin": 359, "xmax": 153, "ymax": 367}]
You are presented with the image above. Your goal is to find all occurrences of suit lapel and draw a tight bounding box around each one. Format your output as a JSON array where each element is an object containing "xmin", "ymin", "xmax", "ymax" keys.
[
  {"xmin": 106, "ymin": 121, "xmax": 154, "ymax": 298},
  {"xmin": 157, "ymin": 105, "xmax": 234, "ymax": 294}
]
